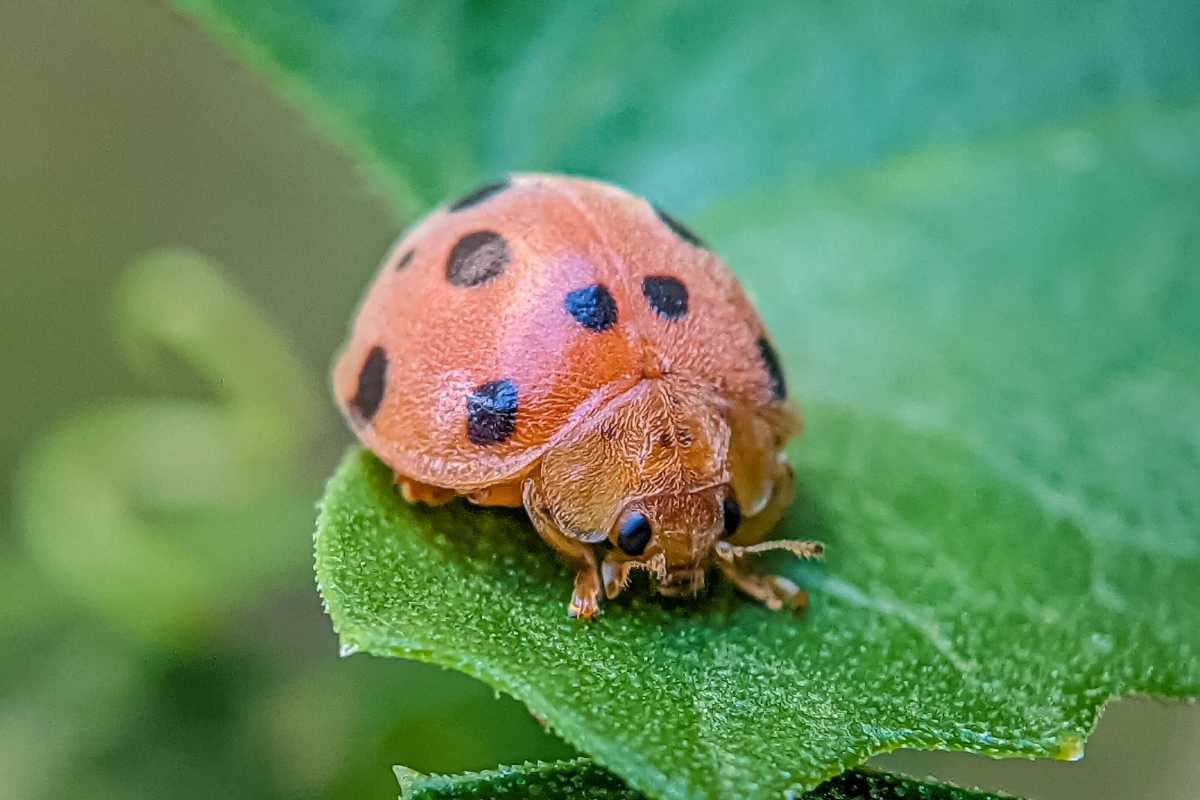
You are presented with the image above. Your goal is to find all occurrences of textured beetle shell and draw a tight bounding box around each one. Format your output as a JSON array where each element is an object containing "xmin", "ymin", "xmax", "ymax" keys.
[{"xmin": 332, "ymin": 173, "xmax": 790, "ymax": 493}]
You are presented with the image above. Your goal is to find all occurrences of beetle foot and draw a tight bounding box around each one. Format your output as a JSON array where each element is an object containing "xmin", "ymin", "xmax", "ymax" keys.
[
  {"xmin": 601, "ymin": 558, "xmax": 631, "ymax": 600},
  {"xmin": 764, "ymin": 575, "xmax": 808, "ymax": 612},
  {"xmin": 568, "ymin": 569, "xmax": 602, "ymax": 620},
  {"xmin": 717, "ymin": 561, "xmax": 808, "ymax": 612}
]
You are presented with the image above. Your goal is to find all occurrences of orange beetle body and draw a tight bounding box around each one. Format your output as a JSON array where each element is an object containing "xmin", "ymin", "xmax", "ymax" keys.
[{"xmin": 333, "ymin": 174, "xmax": 822, "ymax": 618}]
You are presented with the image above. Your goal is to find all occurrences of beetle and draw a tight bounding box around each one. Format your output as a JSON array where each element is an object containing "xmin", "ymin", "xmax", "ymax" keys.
[{"xmin": 333, "ymin": 173, "xmax": 822, "ymax": 618}]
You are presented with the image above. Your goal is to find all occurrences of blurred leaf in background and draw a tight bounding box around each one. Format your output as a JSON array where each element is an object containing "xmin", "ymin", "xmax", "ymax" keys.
[
  {"xmin": 169, "ymin": 1, "xmax": 1200, "ymax": 213},
  {"xmin": 18, "ymin": 250, "xmax": 318, "ymax": 642}
]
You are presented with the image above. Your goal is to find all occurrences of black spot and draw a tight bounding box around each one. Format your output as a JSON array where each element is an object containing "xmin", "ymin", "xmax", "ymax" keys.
[
  {"xmin": 447, "ymin": 231, "xmax": 511, "ymax": 287},
  {"xmin": 350, "ymin": 346, "xmax": 387, "ymax": 422},
  {"xmin": 395, "ymin": 249, "xmax": 415, "ymax": 271},
  {"xmin": 564, "ymin": 283, "xmax": 618, "ymax": 332},
  {"xmin": 449, "ymin": 178, "xmax": 511, "ymax": 212},
  {"xmin": 722, "ymin": 493, "xmax": 742, "ymax": 538},
  {"xmin": 642, "ymin": 275, "xmax": 689, "ymax": 320},
  {"xmin": 757, "ymin": 336, "xmax": 787, "ymax": 400},
  {"xmin": 466, "ymin": 379, "xmax": 519, "ymax": 446},
  {"xmin": 617, "ymin": 513, "xmax": 653, "ymax": 556},
  {"xmin": 654, "ymin": 205, "xmax": 706, "ymax": 248}
]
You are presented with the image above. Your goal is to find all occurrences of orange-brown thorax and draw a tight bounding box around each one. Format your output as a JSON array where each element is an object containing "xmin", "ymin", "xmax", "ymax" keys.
[{"xmin": 534, "ymin": 375, "xmax": 733, "ymax": 590}]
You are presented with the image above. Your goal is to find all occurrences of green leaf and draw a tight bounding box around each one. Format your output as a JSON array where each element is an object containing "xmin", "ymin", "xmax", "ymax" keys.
[
  {"xmin": 394, "ymin": 759, "xmax": 1014, "ymax": 800},
  {"xmin": 175, "ymin": 2, "xmax": 1200, "ymax": 798}
]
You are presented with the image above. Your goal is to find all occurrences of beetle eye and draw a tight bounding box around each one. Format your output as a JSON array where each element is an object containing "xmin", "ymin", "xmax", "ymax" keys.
[
  {"xmin": 617, "ymin": 513, "xmax": 653, "ymax": 556},
  {"xmin": 722, "ymin": 494, "xmax": 742, "ymax": 537}
]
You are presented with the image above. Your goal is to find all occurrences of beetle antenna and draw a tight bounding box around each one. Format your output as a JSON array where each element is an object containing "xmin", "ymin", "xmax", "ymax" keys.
[{"xmin": 714, "ymin": 539, "xmax": 824, "ymax": 563}]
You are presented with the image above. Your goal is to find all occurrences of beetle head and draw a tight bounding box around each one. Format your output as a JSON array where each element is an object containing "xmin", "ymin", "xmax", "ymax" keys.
[{"xmin": 601, "ymin": 486, "xmax": 735, "ymax": 599}]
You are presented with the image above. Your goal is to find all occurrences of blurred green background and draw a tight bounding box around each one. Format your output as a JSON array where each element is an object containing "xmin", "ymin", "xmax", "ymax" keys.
[{"xmin": 1, "ymin": 2, "xmax": 1196, "ymax": 799}]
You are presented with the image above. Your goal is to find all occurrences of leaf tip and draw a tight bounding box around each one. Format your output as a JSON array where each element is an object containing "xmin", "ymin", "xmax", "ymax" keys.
[
  {"xmin": 393, "ymin": 765, "xmax": 427, "ymax": 797},
  {"xmin": 1050, "ymin": 732, "xmax": 1086, "ymax": 762}
]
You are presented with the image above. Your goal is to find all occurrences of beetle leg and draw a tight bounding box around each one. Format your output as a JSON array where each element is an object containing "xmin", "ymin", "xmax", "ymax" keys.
[
  {"xmin": 714, "ymin": 559, "xmax": 808, "ymax": 612},
  {"xmin": 465, "ymin": 478, "xmax": 524, "ymax": 507},
  {"xmin": 523, "ymin": 479, "xmax": 601, "ymax": 619},
  {"xmin": 601, "ymin": 556, "xmax": 631, "ymax": 600},
  {"xmin": 395, "ymin": 475, "xmax": 455, "ymax": 506}
]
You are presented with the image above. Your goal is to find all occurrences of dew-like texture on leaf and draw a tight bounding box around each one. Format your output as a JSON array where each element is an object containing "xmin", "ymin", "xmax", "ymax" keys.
[
  {"xmin": 176, "ymin": 2, "xmax": 1200, "ymax": 799},
  {"xmin": 394, "ymin": 759, "xmax": 1015, "ymax": 800}
]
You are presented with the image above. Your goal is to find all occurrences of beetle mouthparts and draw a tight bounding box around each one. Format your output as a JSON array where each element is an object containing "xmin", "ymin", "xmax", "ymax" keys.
[{"xmin": 657, "ymin": 568, "xmax": 706, "ymax": 597}]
